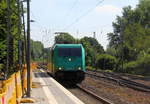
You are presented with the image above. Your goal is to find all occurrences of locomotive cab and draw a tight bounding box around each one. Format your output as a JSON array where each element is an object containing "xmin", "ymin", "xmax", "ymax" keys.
[{"xmin": 47, "ymin": 44, "xmax": 85, "ymax": 83}]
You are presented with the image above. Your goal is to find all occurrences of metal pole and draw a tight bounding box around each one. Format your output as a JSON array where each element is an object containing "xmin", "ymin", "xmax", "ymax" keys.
[
  {"xmin": 121, "ymin": 22, "xmax": 124, "ymax": 72},
  {"xmin": 93, "ymin": 32, "xmax": 96, "ymax": 69},
  {"xmin": 26, "ymin": 0, "xmax": 31, "ymax": 97},
  {"xmin": 93, "ymin": 32, "xmax": 96, "ymax": 39},
  {"xmin": 42, "ymin": 35, "xmax": 44, "ymax": 64},
  {"xmin": 121, "ymin": 37, "xmax": 124, "ymax": 71}
]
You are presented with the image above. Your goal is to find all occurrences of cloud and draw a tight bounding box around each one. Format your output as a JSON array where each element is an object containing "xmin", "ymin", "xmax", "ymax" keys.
[{"xmin": 95, "ymin": 5, "xmax": 121, "ymax": 14}]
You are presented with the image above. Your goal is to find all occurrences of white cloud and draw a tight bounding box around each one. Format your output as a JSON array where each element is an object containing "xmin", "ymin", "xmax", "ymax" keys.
[{"xmin": 95, "ymin": 5, "xmax": 121, "ymax": 14}]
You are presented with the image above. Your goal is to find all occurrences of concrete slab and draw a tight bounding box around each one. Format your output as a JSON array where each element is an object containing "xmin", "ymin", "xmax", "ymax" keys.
[{"xmin": 21, "ymin": 69, "xmax": 84, "ymax": 104}]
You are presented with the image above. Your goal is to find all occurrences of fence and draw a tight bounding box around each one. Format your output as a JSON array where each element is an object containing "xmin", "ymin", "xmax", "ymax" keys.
[{"xmin": 0, "ymin": 63, "xmax": 37, "ymax": 104}]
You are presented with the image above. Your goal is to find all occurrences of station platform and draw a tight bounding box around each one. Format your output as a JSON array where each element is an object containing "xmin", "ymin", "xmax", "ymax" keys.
[{"xmin": 21, "ymin": 69, "xmax": 84, "ymax": 104}]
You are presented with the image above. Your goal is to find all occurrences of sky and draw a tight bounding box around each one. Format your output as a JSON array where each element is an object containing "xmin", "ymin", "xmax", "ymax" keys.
[{"xmin": 29, "ymin": 0, "xmax": 139, "ymax": 49}]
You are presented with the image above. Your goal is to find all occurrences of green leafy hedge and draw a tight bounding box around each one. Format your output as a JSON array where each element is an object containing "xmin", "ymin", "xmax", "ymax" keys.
[
  {"xmin": 96, "ymin": 54, "xmax": 117, "ymax": 70},
  {"xmin": 124, "ymin": 55, "xmax": 150, "ymax": 76}
]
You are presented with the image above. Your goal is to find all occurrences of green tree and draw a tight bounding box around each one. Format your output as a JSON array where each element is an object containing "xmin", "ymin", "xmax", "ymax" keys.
[
  {"xmin": 31, "ymin": 40, "xmax": 44, "ymax": 61},
  {"xmin": 80, "ymin": 37, "xmax": 104, "ymax": 53},
  {"xmin": 80, "ymin": 37, "xmax": 104, "ymax": 66},
  {"xmin": 55, "ymin": 32, "xmax": 76, "ymax": 44},
  {"xmin": 107, "ymin": 0, "xmax": 150, "ymax": 75},
  {"xmin": 0, "ymin": 1, "xmax": 8, "ymax": 72},
  {"xmin": 108, "ymin": 0, "xmax": 150, "ymax": 55},
  {"xmin": 0, "ymin": 0, "xmax": 21, "ymax": 75},
  {"xmin": 96, "ymin": 54, "xmax": 117, "ymax": 70}
]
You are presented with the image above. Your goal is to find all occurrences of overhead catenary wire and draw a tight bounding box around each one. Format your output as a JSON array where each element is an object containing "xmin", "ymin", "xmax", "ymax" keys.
[
  {"xmin": 30, "ymin": 10, "xmax": 44, "ymax": 29},
  {"xmin": 70, "ymin": 0, "xmax": 79, "ymax": 10},
  {"xmin": 63, "ymin": 0, "xmax": 105, "ymax": 30},
  {"xmin": 30, "ymin": 10, "xmax": 51, "ymax": 44},
  {"xmin": 61, "ymin": 0, "xmax": 79, "ymax": 30},
  {"xmin": 30, "ymin": 10, "xmax": 53, "ymax": 40},
  {"xmin": 66, "ymin": 0, "xmax": 79, "ymax": 17}
]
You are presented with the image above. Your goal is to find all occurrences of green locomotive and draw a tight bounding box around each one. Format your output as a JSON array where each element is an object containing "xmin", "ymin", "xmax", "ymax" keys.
[{"xmin": 47, "ymin": 44, "xmax": 85, "ymax": 82}]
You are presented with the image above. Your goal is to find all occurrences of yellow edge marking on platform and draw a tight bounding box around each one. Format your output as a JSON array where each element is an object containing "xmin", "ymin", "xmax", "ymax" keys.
[
  {"xmin": 39, "ymin": 75, "xmax": 58, "ymax": 104},
  {"xmin": 40, "ymin": 70, "xmax": 85, "ymax": 104}
]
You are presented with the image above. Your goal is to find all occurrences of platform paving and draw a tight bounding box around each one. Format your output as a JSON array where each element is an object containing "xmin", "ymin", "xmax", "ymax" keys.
[{"xmin": 21, "ymin": 69, "xmax": 84, "ymax": 104}]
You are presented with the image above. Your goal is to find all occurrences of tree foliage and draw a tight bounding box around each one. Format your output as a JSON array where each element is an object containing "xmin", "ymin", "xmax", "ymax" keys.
[
  {"xmin": 107, "ymin": 0, "xmax": 150, "ymax": 75},
  {"xmin": 0, "ymin": 1, "xmax": 8, "ymax": 71},
  {"xmin": 124, "ymin": 54, "xmax": 150, "ymax": 76},
  {"xmin": 0, "ymin": 0, "xmax": 20, "ymax": 74},
  {"xmin": 96, "ymin": 54, "xmax": 117, "ymax": 70},
  {"xmin": 55, "ymin": 33, "xmax": 75, "ymax": 44},
  {"xmin": 31, "ymin": 40, "xmax": 44, "ymax": 61},
  {"xmin": 80, "ymin": 37, "xmax": 104, "ymax": 66}
]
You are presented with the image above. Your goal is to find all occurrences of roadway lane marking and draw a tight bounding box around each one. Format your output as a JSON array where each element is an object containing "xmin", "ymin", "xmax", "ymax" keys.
[
  {"xmin": 40, "ymin": 69, "xmax": 84, "ymax": 104},
  {"xmin": 38, "ymin": 73, "xmax": 58, "ymax": 104}
]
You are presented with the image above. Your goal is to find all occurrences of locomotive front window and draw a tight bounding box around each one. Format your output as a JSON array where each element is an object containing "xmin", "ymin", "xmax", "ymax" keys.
[
  {"xmin": 58, "ymin": 48, "xmax": 70, "ymax": 57},
  {"xmin": 58, "ymin": 48, "xmax": 81, "ymax": 57},
  {"xmin": 70, "ymin": 48, "xmax": 81, "ymax": 57}
]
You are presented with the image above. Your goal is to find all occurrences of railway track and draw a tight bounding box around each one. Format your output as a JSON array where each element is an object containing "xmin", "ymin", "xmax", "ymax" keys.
[
  {"xmin": 58, "ymin": 78, "xmax": 113, "ymax": 104},
  {"xmin": 86, "ymin": 70, "xmax": 150, "ymax": 93},
  {"xmin": 76, "ymin": 84, "xmax": 114, "ymax": 104}
]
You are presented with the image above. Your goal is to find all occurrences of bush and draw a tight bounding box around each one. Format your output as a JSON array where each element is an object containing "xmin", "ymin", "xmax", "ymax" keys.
[
  {"xmin": 96, "ymin": 54, "xmax": 117, "ymax": 70},
  {"xmin": 86, "ymin": 66, "xmax": 95, "ymax": 70},
  {"xmin": 124, "ymin": 61, "xmax": 138, "ymax": 74},
  {"xmin": 124, "ymin": 54, "xmax": 150, "ymax": 76},
  {"xmin": 137, "ymin": 54, "xmax": 150, "ymax": 76}
]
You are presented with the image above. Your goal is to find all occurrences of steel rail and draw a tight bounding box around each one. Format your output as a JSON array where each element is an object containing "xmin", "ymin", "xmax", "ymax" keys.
[
  {"xmin": 77, "ymin": 84, "xmax": 114, "ymax": 104},
  {"xmin": 86, "ymin": 71, "xmax": 150, "ymax": 93}
]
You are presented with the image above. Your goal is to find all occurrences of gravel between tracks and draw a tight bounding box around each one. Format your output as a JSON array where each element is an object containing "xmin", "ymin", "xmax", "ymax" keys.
[
  {"xmin": 59, "ymin": 81, "xmax": 104, "ymax": 104},
  {"xmin": 121, "ymin": 75, "xmax": 150, "ymax": 87},
  {"xmin": 80, "ymin": 76, "xmax": 150, "ymax": 104},
  {"xmin": 69, "ymin": 87, "xmax": 103, "ymax": 104}
]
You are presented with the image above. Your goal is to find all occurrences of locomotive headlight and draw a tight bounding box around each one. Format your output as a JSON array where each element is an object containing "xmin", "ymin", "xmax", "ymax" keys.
[
  {"xmin": 59, "ymin": 67, "xmax": 62, "ymax": 70},
  {"xmin": 68, "ymin": 58, "xmax": 71, "ymax": 61},
  {"xmin": 78, "ymin": 67, "xmax": 81, "ymax": 70}
]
